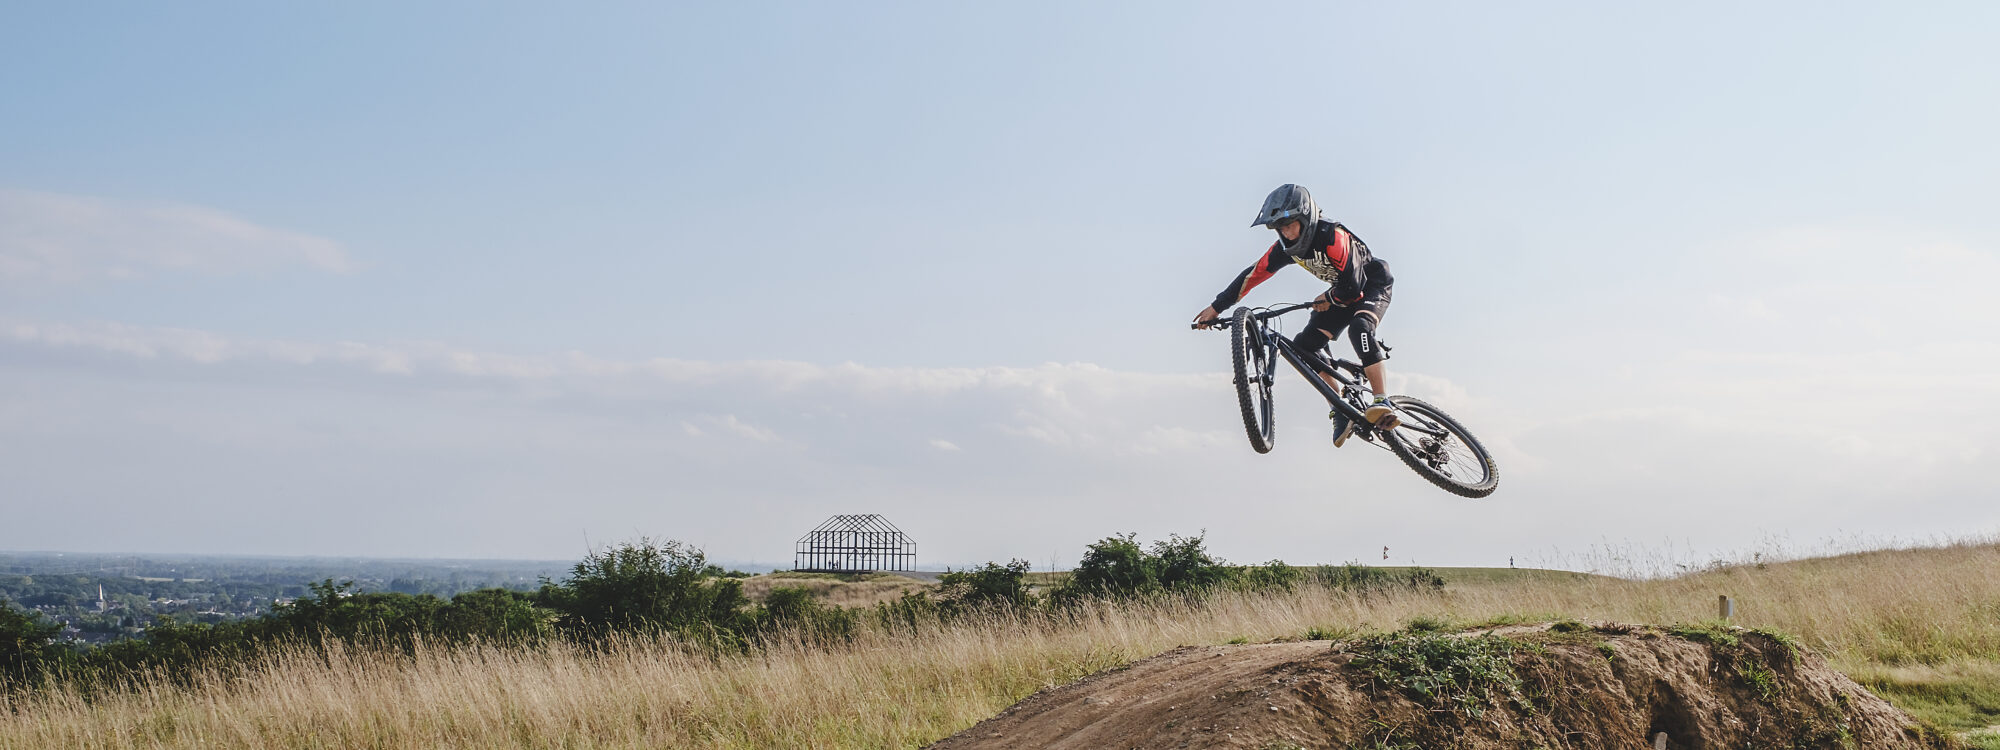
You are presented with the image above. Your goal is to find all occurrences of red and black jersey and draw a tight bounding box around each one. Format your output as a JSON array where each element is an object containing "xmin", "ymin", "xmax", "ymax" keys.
[{"xmin": 1211, "ymin": 220, "xmax": 1393, "ymax": 313}]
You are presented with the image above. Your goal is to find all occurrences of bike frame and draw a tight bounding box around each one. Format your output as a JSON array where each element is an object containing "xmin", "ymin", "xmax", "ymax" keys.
[{"xmin": 1231, "ymin": 303, "xmax": 1449, "ymax": 439}]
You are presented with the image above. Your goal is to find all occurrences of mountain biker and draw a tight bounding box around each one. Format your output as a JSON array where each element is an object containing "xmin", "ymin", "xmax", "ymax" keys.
[{"xmin": 1192, "ymin": 184, "xmax": 1397, "ymax": 447}]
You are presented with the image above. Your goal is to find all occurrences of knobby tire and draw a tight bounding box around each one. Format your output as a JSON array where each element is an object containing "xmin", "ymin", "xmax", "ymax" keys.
[
  {"xmin": 1231, "ymin": 307, "xmax": 1276, "ymax": 453},
  {"xmin": 1382, "ymin": 395, "xmax": 1498, "ymax": 498}
]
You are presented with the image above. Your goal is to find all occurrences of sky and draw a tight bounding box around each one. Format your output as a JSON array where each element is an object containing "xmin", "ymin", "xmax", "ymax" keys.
[{"xmin": 3, "ymin": 2, "xmax": 1997, "ymax": 572}]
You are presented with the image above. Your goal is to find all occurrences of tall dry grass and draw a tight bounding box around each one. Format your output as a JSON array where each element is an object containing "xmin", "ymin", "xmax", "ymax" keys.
[{"xmin": 5, "ymin": 541, "xmax": 1998, "ymax": 749}]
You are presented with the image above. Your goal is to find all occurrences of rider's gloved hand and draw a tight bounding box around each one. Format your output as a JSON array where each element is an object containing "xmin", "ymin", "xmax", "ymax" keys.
[
  {"xmin": 1192, "ymin": 306, "xmax": 1220, "ymax": 329},
  {"xmin": 1311, "ymin": 293, "xmax": 1332, "ymax": 312}
]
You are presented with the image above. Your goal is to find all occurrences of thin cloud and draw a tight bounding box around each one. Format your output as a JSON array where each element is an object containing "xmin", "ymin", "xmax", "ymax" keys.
[
  {"xmin": 0, "ymin": 189, "xmax": 353, "ymax": 283},
  {"xmin": 3, "ymin": 216, "xmax": 1996, "ymax": 565}
]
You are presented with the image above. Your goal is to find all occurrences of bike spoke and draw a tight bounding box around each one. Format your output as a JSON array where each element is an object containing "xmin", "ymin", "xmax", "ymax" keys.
[{"xmin": 1391, "ymin": 409, "xmax": 1490, "ymax": 484}]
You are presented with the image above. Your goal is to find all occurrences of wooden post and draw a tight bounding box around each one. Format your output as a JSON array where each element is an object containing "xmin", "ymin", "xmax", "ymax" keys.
[{"xmin": 1718, "ymin": 595, "xmax": 1734, "ymax": 620}]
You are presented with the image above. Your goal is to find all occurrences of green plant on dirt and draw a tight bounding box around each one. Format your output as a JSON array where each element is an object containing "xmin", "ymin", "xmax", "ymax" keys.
[
  {"xmin": 1755, "ymin": 628, "xmax": 1803, "ymax": 662},
  {"xmin": 1305, "ymin": 625, "xmax": 1354, "ymax": 641},
  {"xmin": 1345, "ymin": 629, "xmax": 1530, "ymax": 719},
  {"xmin": 1736, "ymin": 659, "xmax": 1779, "ymax": 702},
  {"xmin": 1594, "ymin": 640, "xmax": 1619, "ymax": 660},
  {"xmin": 1667, "ymin": 621, "xmax": 1742, "ymax": 649},
  {"xmin": 1466, "ymin": 612, "xmax": 1566, "ymax": 629},
  {"xmin": 1402, "ymin": 615, "xmax": 1451, "ymax": 633}
]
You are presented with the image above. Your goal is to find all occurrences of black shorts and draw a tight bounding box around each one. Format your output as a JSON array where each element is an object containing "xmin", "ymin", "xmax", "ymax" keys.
[{"xmin": 1305, "ymin": 293, "xmax": 1388, "ymax": 339}]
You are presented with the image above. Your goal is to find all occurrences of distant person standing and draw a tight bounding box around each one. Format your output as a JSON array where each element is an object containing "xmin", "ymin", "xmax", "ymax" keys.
[{"xmin": 1193, "ymin": 184, "xmax": 1398, "ymax": 447}]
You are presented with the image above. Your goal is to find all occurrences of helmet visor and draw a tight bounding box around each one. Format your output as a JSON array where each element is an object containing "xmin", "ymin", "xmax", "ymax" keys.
[
  {"xmin": 1258, "ymin": 210, "xmax": 1304, "ymax": 228},
  {"xmin": 1251, "ymin": 184, "xmax": 1317, "ymax": 228}
]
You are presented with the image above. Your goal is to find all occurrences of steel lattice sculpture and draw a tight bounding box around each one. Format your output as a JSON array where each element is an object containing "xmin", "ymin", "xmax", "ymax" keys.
[{"xmin": 794, "ymin": 514, "xmax": 916, "ymax": 572}]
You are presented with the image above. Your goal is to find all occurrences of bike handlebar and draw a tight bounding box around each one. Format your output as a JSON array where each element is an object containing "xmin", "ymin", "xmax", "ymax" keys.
[
  {"xmin": 1191, "ymin": 301, "xmax": 1317, "ymax": 330},
  {"xmin": 1259, "ymin": 301, "xmax": 1316, "ymax": 318}
]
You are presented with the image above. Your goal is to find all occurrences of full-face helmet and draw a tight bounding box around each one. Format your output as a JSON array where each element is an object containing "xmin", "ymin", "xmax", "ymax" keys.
[{"xmin": 1251, "ymin": 184, "xmax": 1320, "ymax": 252}]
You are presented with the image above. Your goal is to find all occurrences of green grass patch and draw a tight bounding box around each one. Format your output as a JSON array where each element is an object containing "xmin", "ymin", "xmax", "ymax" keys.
[
  {"xmin": 1402, "ymin": 615, "xmax": 1451, "ymax": 633},
  {"xmin": 1344, "ymin": 630, "xmax": 1530, "ymax": 719},
  {"xmin": 1367, "ymin": 566, "xmax": 1604, "ymax": 586},
  {"xmin": 1304, "ymin": 625, "xmax": 1356, "ymax": 641},
  {"xmin": 1736, "ymin": 659, "xmax": 1779, "ymax": 702},
  {"xmin": 1855, "ymin": 663, "xmax": 2000, "ymax": 733},
  {"xmin": 1961, "ymin": 728, "xmax": 2000, "ymax": 750},
  {"xmin": 1462, "ymin": 612, "xmax": 1569, "ymax": 629},
  {"xmin": 1667, "ymin": 621, "xmax": 1742, "ymax": 649}
]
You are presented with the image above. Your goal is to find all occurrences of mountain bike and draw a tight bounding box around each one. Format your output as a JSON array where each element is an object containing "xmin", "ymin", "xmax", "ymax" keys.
[{"xmin": 1195, "ymin": 303, "xmax": 1499, "ymax": 498}]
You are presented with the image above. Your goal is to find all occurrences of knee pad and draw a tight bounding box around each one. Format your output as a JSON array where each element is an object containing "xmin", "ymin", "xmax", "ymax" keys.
[
  {"xmin": 1348, "ymin": 315, "xmax": 1387, "ymax": 366},
  {"xmin": 1290, "ymin": 329, "xmax": 1336, "ymax": 374}
]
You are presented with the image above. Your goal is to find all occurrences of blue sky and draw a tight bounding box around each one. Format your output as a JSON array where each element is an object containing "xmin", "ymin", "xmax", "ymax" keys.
[{"xmin": 3, "ymin": 3, "xmax": 1997, "ymax": 569}]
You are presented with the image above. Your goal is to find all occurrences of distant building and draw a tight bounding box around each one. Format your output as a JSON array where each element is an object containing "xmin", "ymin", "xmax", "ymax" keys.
[{"xmin": 794, "ymin": 514, "xmax": 917, "ymax": 573}]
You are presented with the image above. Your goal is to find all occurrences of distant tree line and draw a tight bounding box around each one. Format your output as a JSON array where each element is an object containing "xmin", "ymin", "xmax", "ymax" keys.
[{"xmin": 0, "ymin": 533, "xmax": 1439, "ymax": 695}]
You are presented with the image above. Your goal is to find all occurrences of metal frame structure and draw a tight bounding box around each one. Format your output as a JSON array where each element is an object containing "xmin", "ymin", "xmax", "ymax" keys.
[{"xmin": 794, "ymin": 514, "xmax": 916, "ymax": 572}]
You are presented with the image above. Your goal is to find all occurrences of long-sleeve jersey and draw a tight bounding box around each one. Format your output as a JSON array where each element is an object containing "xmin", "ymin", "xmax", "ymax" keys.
[{"xmin": 1210, "ymin": 220, "xmax": 1393, "ymax": 313}]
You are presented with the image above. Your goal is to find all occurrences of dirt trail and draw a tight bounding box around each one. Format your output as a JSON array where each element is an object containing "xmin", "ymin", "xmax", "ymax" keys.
[{"xmin": 928, "ymin": 623, "xmax": 1954, "ymax": 750}]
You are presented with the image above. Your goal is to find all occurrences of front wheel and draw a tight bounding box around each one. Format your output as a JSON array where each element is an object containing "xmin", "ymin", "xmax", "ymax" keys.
[
  {"xmin": 1382, "ymin": 396, "xmax": 1498, "ymax": 498},
  {"xmin": 1230, "ymin": 307, "xmax": 1276, "ymax": 453}
]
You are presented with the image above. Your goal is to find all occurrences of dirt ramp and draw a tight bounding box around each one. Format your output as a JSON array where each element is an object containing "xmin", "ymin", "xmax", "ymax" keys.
[{"xmin": 928, "ymin": 623, "xmax": 1955, "ymax": 750}]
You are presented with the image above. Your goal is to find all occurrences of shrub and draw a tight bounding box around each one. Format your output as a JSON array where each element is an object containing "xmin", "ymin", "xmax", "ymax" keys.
[
  {"xmin": 436, "ymin": 588, "xmax": 556, "ymax": 643},
  {"xmin": 538, "ymin": 538, "xmax": 752, "ymax": 640},
  {"xmin": 937, "ymin": 560, "xmax": 1034, "ymax": 610},
  {"xmin": 872, "ymin": 590, "xmax": 944, "ymax": 632},
  {"xmin": 1240, "ymin": 559, "xmax": 1306, "ymax": 591},
  {"xmin": 1151, "ymin": 533, "xmax": 1231, "ymax": 591},
  {"xmin": 1063, "ymin": 533, "xmax": 1158, "ymax": 599},
  {"xmin": 272, "ymin": 580, "xmax": 449, "ymax": 647},
  {"xmin": 757, "ymin": 587, "xmax": 856, "ymax": 640},
  {"xmin": 1055, "ymin": 532, "xmax": 1234, "ymax": 602},
  {"xmin": 0, "ymin": 599, "xmax": 61, "ymax": 688}
]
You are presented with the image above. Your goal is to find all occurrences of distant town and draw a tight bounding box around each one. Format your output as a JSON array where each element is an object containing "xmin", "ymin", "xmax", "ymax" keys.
[{"xmin": 0, "ymin": 552, "xmax": 606, "ymax": 644}]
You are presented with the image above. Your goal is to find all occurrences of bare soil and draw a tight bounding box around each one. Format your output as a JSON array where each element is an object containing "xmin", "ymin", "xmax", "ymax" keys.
[{"xmin": 928, "ymin": 622, "xmax": 1957, "ymax": 750}]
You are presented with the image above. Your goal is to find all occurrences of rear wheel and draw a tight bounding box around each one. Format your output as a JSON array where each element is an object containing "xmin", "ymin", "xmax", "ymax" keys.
[
  {"xmin": 1382, "ymin": 396, "xmax": 1498, "ymax": 497},
  {"xmin": 1230, "ymin": 307, "xmax": 1276, "ymax": 453}
]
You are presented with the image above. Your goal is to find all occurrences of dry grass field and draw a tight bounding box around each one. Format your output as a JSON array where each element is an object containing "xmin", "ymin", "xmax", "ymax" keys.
[
  {"xmin": 4, "ymin": 541, "xmax": 1999, "ymax": 749},
  {"xmin": 737, "ymin": 571, "xmax": 932, "ymax": 608}
]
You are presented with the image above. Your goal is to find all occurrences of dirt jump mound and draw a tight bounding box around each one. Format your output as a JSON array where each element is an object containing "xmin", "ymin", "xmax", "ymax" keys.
[{"xmin": 929, "ymin": 622, "xmax": 1953, "ymax": 750}]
